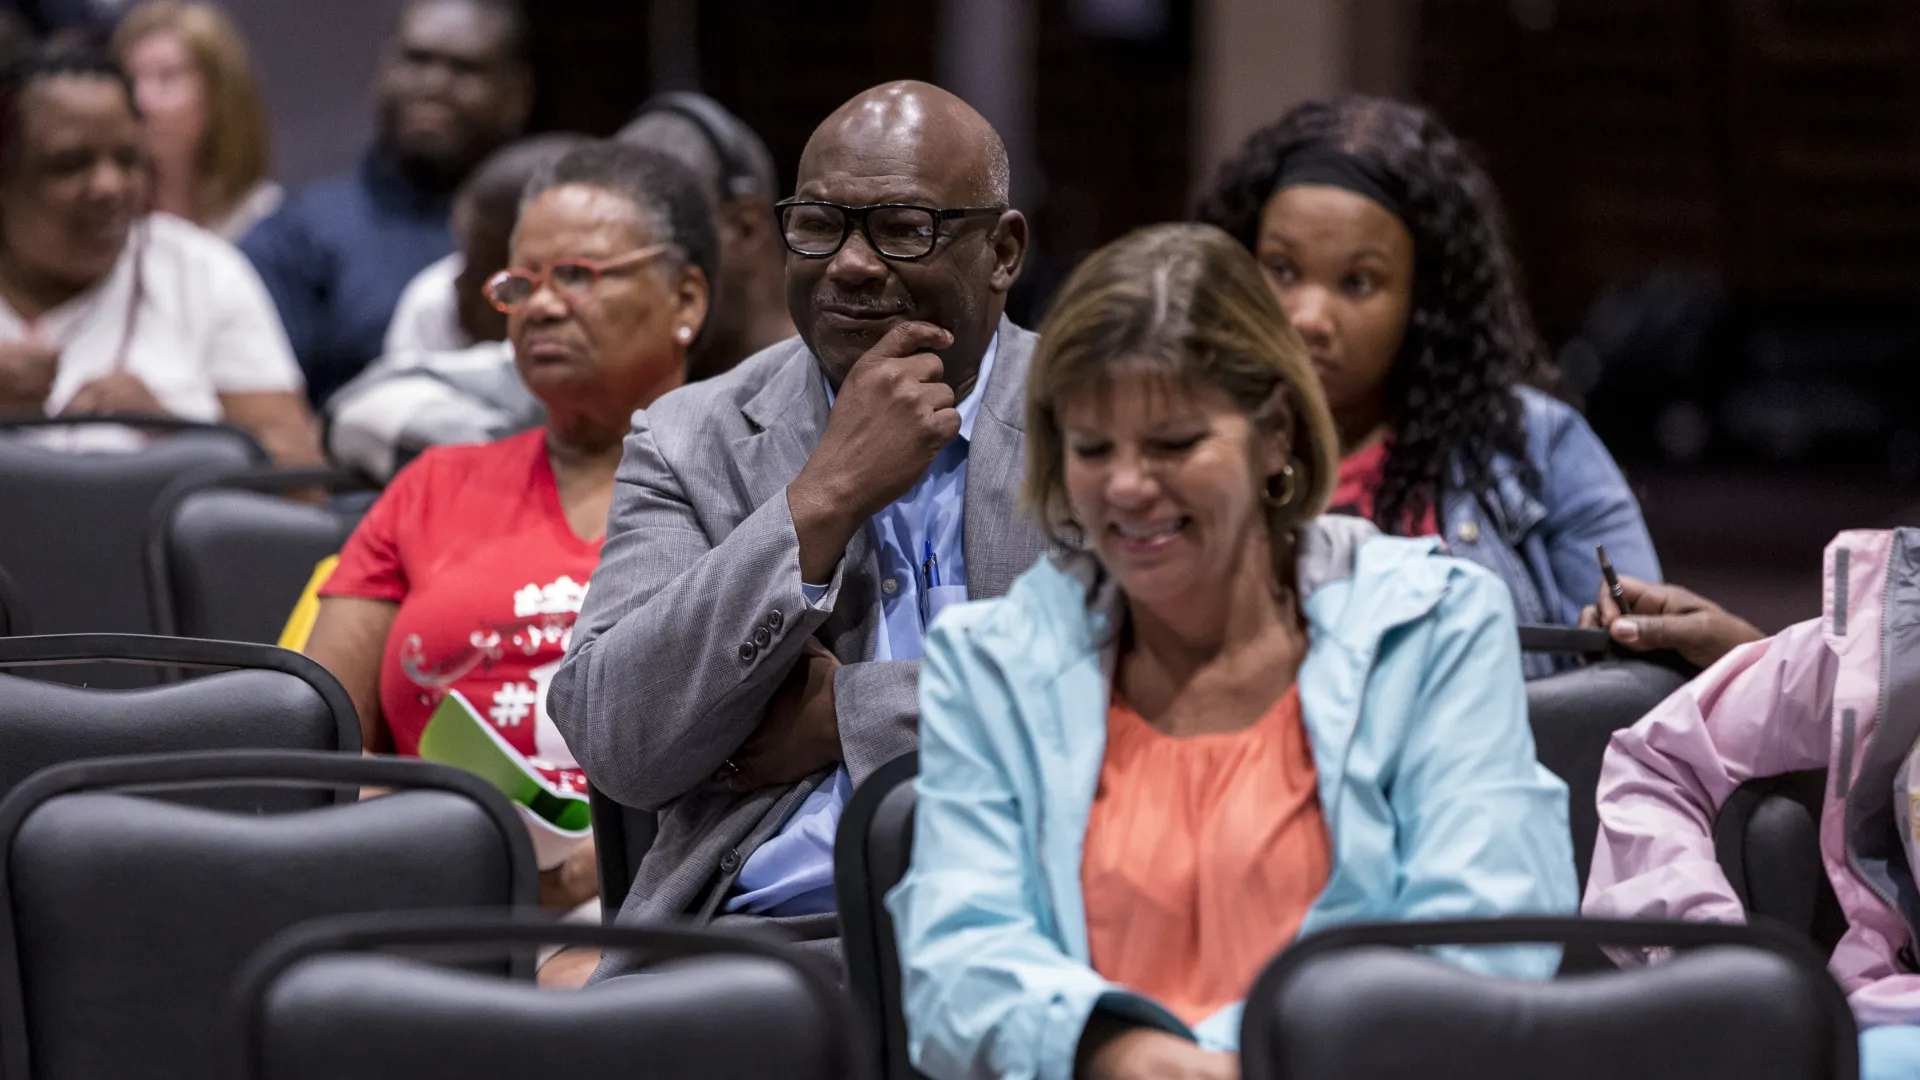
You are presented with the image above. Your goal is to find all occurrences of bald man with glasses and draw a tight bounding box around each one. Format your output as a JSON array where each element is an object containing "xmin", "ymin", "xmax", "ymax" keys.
[{"xmin": 550, "ymin": 81, "xmax": 1048, "ymax": 971}]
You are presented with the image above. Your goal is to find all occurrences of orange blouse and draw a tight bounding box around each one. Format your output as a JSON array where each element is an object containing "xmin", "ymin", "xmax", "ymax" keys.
[{"xmin": 1081, "ymin": 687, "xmax": 1332, "ymax": 1025}]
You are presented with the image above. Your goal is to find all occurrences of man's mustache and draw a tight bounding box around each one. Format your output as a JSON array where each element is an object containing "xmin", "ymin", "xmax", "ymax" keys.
[{"xmin": 815, "ymin": 294, "xmax": 911, "ymax": 318}]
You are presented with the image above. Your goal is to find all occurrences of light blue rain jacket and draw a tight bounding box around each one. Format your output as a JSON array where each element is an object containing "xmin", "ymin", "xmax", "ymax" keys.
[{"xmin": 887, "ymin": 517, "xmax": 1579, "ymax": 1080}]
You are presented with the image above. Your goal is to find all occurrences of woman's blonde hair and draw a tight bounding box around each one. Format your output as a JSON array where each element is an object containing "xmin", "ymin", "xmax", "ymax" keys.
[
  {"xmin": 113, "ymin": 0, "xmax": 271, "ymax": 224},
  {"xmin": 1023, "ymin": 222, "xmax": 1341, "ymax": 579}
]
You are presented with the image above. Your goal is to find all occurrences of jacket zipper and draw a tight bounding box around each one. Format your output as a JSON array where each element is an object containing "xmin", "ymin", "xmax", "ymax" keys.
[{"xmin": 1846, "ymin": 544, "xmax": 1902, "ymax": 912}]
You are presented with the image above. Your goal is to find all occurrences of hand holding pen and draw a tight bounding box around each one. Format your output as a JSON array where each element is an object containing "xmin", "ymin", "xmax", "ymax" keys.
[{"xmin": 1580, "ymin": 554, "xmax": 1763, "ymax": 670}]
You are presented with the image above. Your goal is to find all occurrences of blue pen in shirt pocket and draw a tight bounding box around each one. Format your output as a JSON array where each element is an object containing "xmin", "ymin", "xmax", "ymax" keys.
[{"xmin": 921, "ymin": 540, "xmax": 939, "ymax": 626}]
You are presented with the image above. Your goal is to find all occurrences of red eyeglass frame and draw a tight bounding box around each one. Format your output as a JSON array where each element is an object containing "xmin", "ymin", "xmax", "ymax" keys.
[{"xmin": 483, "ymin": 243, "xmax": 675, "ymax": 313}]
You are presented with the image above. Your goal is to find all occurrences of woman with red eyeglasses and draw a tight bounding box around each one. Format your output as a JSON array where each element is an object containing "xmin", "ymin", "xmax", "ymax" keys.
[{"xmin": 303, "ymin": 142, "xmax": 712, "ymax": 937}]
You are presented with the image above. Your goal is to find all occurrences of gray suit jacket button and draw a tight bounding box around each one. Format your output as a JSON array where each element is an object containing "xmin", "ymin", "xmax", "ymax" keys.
[
  {"xmin": 767, "ymin": 609, "xmax": 784, "ymax": 631},
  {"xmin": 737, "ymin": 641, "xmax": 756, "ymax": 663},
  {"xmin": 752, "ymin": 625, "xmax": 772, "ymax": 648},
  {"xmin": 719, "ymin": 848, "xmax": 741, "ymax": 873}
]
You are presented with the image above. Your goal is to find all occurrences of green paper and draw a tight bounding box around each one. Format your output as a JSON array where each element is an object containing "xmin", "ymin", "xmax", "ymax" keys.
[{"xmin": 417, "ymin": 690, "xmax": 590, "ymax": 832}]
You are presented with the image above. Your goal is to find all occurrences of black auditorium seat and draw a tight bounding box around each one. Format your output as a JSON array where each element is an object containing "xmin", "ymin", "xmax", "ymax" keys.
[
  {"xmin": 1525, "ymin": 658, "xmax": 1691, "ymax": 891},
  {"xmin": 1241, "ymin": 917, "xmax": 1856, "ymax": 1080},
  {"xmin": 0, "ymin": 633, "xmax": 359, "ymax": 804},
  {"xmin": 1525, "ymin": 658, "xmax": 1689, "ymax": 971},
  {"xmin": 588, "ymin": 783, "xmax": 657, "ymax": 922},
  {"xmin": 835, "ymin": 753, "xmax": 923, "ymax": 1080},
  {"xmin": 231, "ymin": 910, "xmax": 862, "ymax": 1080},
  {"xmin": 145, "ymin": 466, "xmax": 370, "ymax": 644},
  {"xmin": 1716, "ymin": 769, "xmax": 1848, "ymax": 956},
  {"xmin": 0, "ymin": 417, "xmax": 262, "ymax": 686},
  {"xmin": 0, "ymin": 750, "xmax": 536, "ymax": 1080},
  {"xmin": 0, "ymin": 560, "xmax": 28, "ymax": 636}
]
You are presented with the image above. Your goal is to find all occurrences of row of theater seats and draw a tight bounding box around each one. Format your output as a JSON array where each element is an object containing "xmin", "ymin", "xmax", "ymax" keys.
[
  {"xmin": 0, "ymin": 420, "xmax": 1861, "ymax": 1078},
  {"xmin": 0, "ymin": 418, "xmax": 368, "ymax": 686},
  {"xmin": 0, "ymin": 636, "xmax": 861, "ymax": 1080},
  {"xmin": 0, "ymin": 633, "xmax": 1865, "ymax": 1079}
]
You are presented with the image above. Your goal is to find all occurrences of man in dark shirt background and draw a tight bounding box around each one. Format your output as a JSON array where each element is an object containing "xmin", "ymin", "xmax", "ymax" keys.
[{"xmin": 242, "ymin": 0, "xmax": 532, "ymax": 406}]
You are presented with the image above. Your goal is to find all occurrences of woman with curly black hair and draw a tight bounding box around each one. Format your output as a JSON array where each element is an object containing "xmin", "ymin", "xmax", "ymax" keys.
[{"xmin": 1199, "ymin": 95, "xmax": 1659, "ymax": 666}]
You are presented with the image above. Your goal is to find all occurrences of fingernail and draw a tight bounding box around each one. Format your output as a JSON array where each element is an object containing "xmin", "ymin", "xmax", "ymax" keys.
[{"xmin": 1613, "ymin": 619, "xmax": 1639, "ymax": 644}]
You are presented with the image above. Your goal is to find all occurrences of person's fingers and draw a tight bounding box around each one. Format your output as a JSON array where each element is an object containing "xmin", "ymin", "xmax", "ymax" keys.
[
  {"xmin": 62, "ymin": 384, "xmax": 99, "ymax": 414},
  {"xmin": 864, "ymin": 320, "xmax": 953, "ymax": 365},
  {"xmin": 1595, "ymin": 587, "xmax": 1620, "ymax": 623},
  {"xmin": 1609, "ymin": 612, "xmax": 1694, "ymax": 651},
  {"xmin": 1612, "ymin": 576, "xmax": 1678, "ymax": 616},
  {"xmin": 1579, "ymin": 605, "xmax": 1599, "ymax": 629}
]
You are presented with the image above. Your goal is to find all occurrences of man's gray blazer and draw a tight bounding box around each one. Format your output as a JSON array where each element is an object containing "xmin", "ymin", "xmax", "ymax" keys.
[{"xmin": 550, "ymin": 315, "xmax": 1050, "ymax": 957}]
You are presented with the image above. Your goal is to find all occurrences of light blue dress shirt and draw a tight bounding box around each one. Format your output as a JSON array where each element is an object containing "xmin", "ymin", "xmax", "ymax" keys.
[{"xmin": 724, "ymin": 336, "xmax": 1000, "ymax": 916}]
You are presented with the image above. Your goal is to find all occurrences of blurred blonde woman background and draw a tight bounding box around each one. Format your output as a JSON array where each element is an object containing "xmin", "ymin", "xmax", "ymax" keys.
[{"xmin": 113, "ymin": 0, "xmax": 280, "ymax": 241}]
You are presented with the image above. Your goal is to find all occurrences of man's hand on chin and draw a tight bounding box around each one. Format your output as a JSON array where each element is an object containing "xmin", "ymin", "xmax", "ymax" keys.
[{"xmin": 721, "ymin": 637, "xmax": 842, "ymax": 792}]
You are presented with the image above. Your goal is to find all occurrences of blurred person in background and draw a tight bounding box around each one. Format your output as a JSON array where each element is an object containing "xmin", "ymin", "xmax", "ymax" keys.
[
  {"xmin": 892, "ymin": 224, "xmax": 1574, "ymax": 1080},
  {"xmin": 616, "ymin": 91, "xmax": 793, "ymax": 380},
  {"xmin": 112, "ymin": 0, "xmax": 280, "ymax": 241},
  {"xmin": 380, "ymin": 132, "xmax": 589, "ymax": 359},
  {"xmin": 1199, "ymin": 96, "xmax": 1658, "ymax": 674},
  {"xmin": 328, "ymin": 133, "xmax": 590, "ymax": 483},
  {"xmin": 242, "ymin": 0, "xmax": 532, "ymax": 407},
  {"xmin": 302, "ymin": 143, "xmax": 711, "ymax": 933},
  {"xmin": 0, "ymin": 9, "xmax": 35, "ymax": 70},
  {"xmin": 0, "ymin": 47, "xmax": 320, "ymax": 464}
]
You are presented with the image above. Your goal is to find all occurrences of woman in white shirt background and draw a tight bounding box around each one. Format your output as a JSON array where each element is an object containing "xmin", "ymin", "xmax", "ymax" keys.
[
  {"xmin": 112, "ymin": 0, "xmax": 282, "ymax": 243},
  {"xmin": 0, "ymin": 47, "xmax": 321, "ymax": 465}
]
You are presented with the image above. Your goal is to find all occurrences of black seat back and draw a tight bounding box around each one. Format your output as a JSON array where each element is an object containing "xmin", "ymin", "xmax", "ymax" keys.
[
  {"xmin": 0, "ymin": 751, "xmax": 536, "ymax": 1080},
  {"xmin": 0, "ymin": 561, "xmax": 27, "ymax": 636},
  {"xmin": 1716, "ymin": 769, "xmax": 1849, "ymax": 955},
  {"xmin": 1526, "ymin": 659, "xmax": 1689, "ymax": 972},
  {"xmin": 588, "ymin": 784, "xmax": 656, "ymax": 919},
  {"xmin": 0, "ymin": 634, "xmax": 359, "ymax": 808},
  {"xmin": 0, "ymin": 421, "xmax": 262, "ymax": 685},
  {"xmin": 233, "ymin": 912, "xmax": 863, "ymax": 1080},
  {"xmin": 146, "ymin": 468, "xmax": 365, "ymax": 643},
  {"xmin": 1242, "ymin": 918, "xmax": 1856, "ymax": 1080},
  {"xmin": 1526, "ymin": 660, "xmax": 1690, "ymax": 889},
  {"xmin": 836, "ymin": 754, "xmax": 922, "ymax": 1080}
]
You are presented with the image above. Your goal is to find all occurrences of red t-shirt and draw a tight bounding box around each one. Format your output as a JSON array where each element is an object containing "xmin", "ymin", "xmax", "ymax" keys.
[
  {"xmin": 321, "ymin": 428, "xmax": 599, "ymax": 792},
  {"xmin": 1330, "ymin": 436, "xmax": 1439, "ymax": 537}
]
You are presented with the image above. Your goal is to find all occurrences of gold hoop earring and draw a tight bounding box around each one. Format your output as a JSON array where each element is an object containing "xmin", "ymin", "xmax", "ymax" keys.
[{"xmin": 1264, "ymin": 462, "xmax": 1298, "ymax": 509}]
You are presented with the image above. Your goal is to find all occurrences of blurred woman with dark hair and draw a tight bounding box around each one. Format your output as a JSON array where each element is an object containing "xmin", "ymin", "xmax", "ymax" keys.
[
  {"xmin": 1199, "ymin": 96, "xmax": 1657, "ymax": 670},
  {"xmin": 0, "ymin": 47, "xmax": 319, "ymax": 462},
  {"xmin": 114, "ymin": 0, "xmax": 280, "ymax": 240}
]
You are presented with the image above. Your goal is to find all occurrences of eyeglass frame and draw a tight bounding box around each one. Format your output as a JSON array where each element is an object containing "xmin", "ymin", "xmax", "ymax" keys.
[
  {"xmin": 483, "ymin": 242, "xmax": 677, "ymax": 314},
  {"xmin": 774, "ymin": 199, "xmax": 1008, "ymax": 261}
]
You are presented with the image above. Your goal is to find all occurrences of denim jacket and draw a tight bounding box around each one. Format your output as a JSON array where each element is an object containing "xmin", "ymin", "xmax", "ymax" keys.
[
  {"xmin": 1441, "ymin": 389, "xmax": 1660, "ymax": 674},
  {"xmin": 887, "ymin": 518, "xmax": 1578, "ymax": 1080}
]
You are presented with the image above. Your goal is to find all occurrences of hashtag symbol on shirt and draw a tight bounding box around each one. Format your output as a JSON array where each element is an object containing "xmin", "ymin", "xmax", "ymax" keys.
[{"xmin": 489, "ymin": 682, "xmax": 538, "ymax": 727}]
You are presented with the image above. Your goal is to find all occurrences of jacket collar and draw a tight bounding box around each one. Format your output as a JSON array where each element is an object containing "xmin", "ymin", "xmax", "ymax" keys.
[{"xmin": 1045, "ymin": 514, "xmax": 1452, "ymax": 684}]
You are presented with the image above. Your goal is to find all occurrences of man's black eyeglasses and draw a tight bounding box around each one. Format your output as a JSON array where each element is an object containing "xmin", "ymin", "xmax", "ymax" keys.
[{"xmin": 775, "ymin": 200, "xmax": 1007, "ymax": 261}]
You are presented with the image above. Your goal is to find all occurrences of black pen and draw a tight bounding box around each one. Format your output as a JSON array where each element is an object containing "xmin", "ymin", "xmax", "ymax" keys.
[{"xmin": 1597, "ymin": 544, "xmax": 1632, "ymax": 615}]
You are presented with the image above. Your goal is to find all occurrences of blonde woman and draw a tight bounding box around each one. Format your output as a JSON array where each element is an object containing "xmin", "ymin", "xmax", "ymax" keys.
[
  {"xmin": 888, "ymin": 223, "xmax": 1577, "ymax": 1080},
  {"xmin": 114, "ymin": 0, "xmax": 280, "ymax": 240}
]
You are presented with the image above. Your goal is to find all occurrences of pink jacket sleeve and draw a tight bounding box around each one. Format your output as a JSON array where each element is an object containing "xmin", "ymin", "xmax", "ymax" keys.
[{"xmin": 1582, "ymin": 617, "xmax": 1835, "ymax": 941}]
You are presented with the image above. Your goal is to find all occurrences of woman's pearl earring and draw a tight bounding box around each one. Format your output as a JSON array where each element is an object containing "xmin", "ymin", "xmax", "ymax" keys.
[{"xmin": 675, "ymin": 326, "xmax": 693, "ymax": 344}]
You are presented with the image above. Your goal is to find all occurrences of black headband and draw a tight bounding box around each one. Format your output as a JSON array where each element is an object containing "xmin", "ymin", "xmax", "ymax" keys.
[{"xmin": 1272, "ymin": 145, "xmax": 1409, "ymax": 226}]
